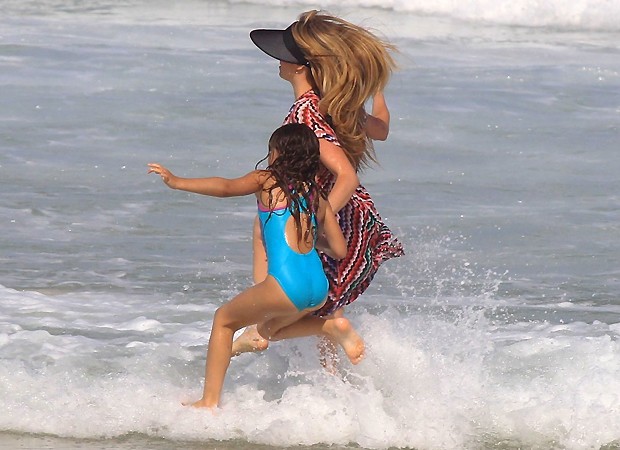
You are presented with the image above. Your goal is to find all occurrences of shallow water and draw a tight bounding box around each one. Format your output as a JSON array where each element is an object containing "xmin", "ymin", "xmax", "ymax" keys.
[{"xmin": 1, "ymin": 1, "xmax": 620, "ymax": 449}]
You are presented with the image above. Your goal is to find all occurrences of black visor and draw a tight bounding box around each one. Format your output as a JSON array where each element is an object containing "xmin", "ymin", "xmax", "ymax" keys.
[{"xmin": 250, "ymin": 23, "xmax": 309, "ymax": 66}]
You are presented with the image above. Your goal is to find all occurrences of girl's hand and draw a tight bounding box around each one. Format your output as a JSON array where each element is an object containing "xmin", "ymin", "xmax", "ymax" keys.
[{"xmin": 147, "ymin": 163, "xmax": 175, "ymax": 187}]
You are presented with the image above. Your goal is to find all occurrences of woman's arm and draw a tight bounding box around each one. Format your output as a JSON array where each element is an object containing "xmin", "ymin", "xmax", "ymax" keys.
[
  {"xmin": 315, "ymin": 198, "xmax": 347, "ymax": 260},
  {"xmin": 147, "ymin": 163, "xmax": 264, "ymax": 197},
  {"xmin": 365, "ymin": 91, "xmax": 390, "ymax": 141},
  {"xmin": 318, "ymin": 139, "xmax": 359, "ymax": 213}
]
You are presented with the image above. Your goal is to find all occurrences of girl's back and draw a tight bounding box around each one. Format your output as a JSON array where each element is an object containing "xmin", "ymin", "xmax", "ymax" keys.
[{"xmin": 257, "ymin": 124, "xmax": 328, "ymax": 311}]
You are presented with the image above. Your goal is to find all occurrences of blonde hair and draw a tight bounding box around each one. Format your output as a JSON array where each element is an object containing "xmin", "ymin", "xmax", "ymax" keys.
[{"xmin": 292, "ymin": 10, "xmax": 396, "ymax": 170}]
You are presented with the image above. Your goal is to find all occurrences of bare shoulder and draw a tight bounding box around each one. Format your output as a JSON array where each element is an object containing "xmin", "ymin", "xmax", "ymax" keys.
[{"xmin": 254, "ymin": 169, "xmax": 276, "ymax": 189}]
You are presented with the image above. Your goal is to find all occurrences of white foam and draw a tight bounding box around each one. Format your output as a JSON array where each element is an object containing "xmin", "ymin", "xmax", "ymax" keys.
[
  {"xmin": 1, "ymin": 285, "xmax": 619, "ymax": 448},
  {"xmin": 2, "ymin": 0, "xmax": 619, "ymax": 31},
  {"xmin": 236, "ymin": 0, "xmax": 620, "ymax": 30}
]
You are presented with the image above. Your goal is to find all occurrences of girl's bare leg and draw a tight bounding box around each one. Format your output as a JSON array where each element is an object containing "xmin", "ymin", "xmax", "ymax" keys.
[
  {"xmin": 270, "ymin": 314, "xmax": 365, "ymax": 365},
  {"xmin": 191, "ymin": 277, "xmax": 301, "ymax": 409},
  {"xmin": 231, "ymin": 217, "xmax": 269, "ymax": 357},
  {"xmin": 190, "ymin": 309, "xmax": 235, "ymax": 408}
]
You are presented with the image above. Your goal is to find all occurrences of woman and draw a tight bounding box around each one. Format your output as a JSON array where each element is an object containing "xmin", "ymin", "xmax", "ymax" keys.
[{"xmin": 233, "ymin": 10, "xmax": 404, "ymax": 359}]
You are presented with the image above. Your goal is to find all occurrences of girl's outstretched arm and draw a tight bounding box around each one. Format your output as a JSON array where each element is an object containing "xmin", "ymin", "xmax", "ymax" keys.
[
  {"xmin": 147, "ymin": 163, "xmax": 265, "ymax": 197},
  {"xmin": 365, "ymin": 91, "xmax": 390, "ymax": 141}
]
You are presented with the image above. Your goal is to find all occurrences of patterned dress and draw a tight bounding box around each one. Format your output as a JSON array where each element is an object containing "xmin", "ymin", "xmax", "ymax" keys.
[{"xmin": 284, "ymin": 90, "xmax": 404, "ymax": 316}]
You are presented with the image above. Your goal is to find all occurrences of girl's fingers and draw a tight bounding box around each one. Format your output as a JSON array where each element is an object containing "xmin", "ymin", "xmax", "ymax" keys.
[{"xmin": 147, "ymin": 163, "xmax": 164, "ymax": 174}]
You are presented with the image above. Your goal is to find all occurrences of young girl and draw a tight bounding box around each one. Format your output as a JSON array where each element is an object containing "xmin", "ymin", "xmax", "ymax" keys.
[{"xmin": 147, "ymin": 123, "xmax": 363, "ymax": 409}]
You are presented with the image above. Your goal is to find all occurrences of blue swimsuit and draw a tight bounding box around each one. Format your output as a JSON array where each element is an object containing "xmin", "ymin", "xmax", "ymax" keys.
[{"xmin": 258, "ymin": 198, "xmax": 328, "ymax": 311}]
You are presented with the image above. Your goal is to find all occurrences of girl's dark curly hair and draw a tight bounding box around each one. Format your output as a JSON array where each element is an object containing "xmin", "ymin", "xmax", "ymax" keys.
[{"xmin": 256, "ymin": 123, "xmax": 325, "ymax": 244}]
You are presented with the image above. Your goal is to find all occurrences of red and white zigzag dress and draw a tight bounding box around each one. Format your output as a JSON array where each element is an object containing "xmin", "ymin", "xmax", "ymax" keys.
[{"xmin": 284, "ymin": 90, "xmax": 404, "ymax": 316}]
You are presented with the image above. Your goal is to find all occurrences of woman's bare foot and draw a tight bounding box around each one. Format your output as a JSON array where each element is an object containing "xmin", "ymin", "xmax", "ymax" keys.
[
  {"xmin": 325, "ymin": 318, "xmax": 365, "ymax": 365},
  {"xmin": 231, "ymin": 325, "xmax": 269, "ymax": 357},
  {"xmin": 318, "ymin": 336, "xmax": 340, "ymax": 374}
]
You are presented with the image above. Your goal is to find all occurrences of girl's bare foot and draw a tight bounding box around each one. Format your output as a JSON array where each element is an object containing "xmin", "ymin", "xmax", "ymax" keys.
[
  {"xmin": 183, "ymin": 398, "xmax": 217, "ymax": 410},
  {"xmin": 325, "ymin": 318, "xmax": 365, "ymax": 365},
  {"xmin": 231, "ymin": 325, "xmax": 269, "ymax": 357}
]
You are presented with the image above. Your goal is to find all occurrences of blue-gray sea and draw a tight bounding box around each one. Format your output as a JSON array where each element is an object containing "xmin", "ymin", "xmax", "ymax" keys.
[{"xmin": 1, "ymin": 1, "xmax": 619, "ymax": 449}]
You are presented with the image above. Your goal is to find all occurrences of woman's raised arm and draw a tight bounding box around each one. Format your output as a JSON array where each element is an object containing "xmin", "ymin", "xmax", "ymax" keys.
[{"xmin": 365, "ymin": 91, "xmax": 390, "ymax": 141}]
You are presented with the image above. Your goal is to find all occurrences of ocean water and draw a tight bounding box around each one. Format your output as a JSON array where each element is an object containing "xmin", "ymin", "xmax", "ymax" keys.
[{"xmin": 1, "ymin": 1, "xmax": 620, "ymax": 449}]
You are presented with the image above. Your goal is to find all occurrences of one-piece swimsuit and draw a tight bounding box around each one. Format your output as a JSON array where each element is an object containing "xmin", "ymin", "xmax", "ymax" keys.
[{"xmin": 258, "ymin": 197, "xmax": 328, "ymax": 311}]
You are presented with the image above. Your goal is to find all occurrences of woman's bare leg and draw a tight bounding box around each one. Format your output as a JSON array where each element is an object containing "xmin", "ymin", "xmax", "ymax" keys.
[
  {"xmin": 318, "ymin": 308, "xmax": 343, "ymax": 371},
  {"xmin": 231, "ymin": 325, "xmax": 268, "ymax": 356},
  {"xmin": 231, "ymin": 217, "xmax": 269, "ymax": 356},
  {"xmin": 251, "ymin": 216, "xmax": 268, "ymax": 284}
]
